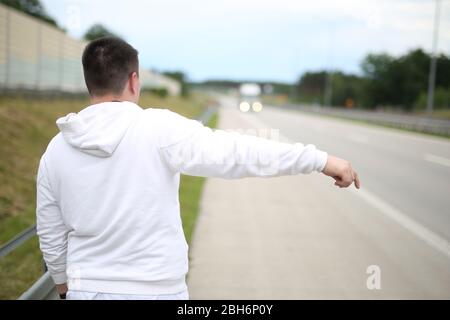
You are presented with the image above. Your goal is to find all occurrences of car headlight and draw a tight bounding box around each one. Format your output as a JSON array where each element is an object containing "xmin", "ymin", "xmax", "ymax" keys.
[
  {"xmin": 252, "ymin": 102, "xmax": 263, "ymax": 112},
  {"xmin": 239, "ymin": 101, "xmax": 250, "ymax": 112}
]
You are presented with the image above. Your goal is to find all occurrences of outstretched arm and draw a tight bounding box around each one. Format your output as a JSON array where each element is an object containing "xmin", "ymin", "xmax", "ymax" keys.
[{"xmin": 159, "ymin": 111, "xmax": 360, "ymax": 188}]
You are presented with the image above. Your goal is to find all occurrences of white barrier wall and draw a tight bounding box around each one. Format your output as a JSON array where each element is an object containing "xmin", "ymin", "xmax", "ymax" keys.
[
  {"xmin": 0, "ymin": 4, "xmax": 180, "ymax": 95},
  {"xmin": 0, "ymin": 4, "xmax": 86, "ymax": 92}
]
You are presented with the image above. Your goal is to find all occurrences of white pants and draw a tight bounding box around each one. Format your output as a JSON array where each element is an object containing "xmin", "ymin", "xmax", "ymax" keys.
[{"xmin": 66, "ymin": 289, "xmax": 189, "ymax": 300}]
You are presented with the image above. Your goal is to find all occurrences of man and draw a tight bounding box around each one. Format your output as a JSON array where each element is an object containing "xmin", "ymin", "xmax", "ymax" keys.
[{"xmin": 36, "ymin": 37, "xmax": 360, "ymax": 300}]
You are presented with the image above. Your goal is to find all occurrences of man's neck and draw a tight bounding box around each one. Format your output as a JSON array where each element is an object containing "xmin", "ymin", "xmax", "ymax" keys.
[{"xmin": 90, "ymin": 95, "xmax": 134, "ymax": 105}]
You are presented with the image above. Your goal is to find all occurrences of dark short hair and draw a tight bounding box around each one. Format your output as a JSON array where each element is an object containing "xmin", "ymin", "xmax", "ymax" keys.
[{"xmin": 82, "ymin": 37, "xmax": 139, "ymax": 96}]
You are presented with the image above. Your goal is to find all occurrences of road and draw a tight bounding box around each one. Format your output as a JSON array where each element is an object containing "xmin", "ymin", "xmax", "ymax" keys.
[{"xmin": 187, "ymin": 97, "xmax": 450, "ymax": 299}]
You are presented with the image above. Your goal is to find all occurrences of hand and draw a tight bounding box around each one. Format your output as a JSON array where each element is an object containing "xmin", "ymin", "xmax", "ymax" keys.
[
  {"xmin": 56, "ymin": 283, "xmax": 68, "ymax": 296},
  {"xmin": 322, "ymin": 155, "xmax": 360, "ymax": 189}
]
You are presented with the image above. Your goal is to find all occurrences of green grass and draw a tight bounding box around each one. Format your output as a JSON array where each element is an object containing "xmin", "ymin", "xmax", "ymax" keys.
[
  {"xmin": 414, "ymin": 109, "xmax": 450, "ymax": 120},
  {"xmin": 180, "ymin": 113, "xmax": 218, "ymax": 244},
  {"xmin": 0, "ymin": 92, "xmax": 215, "ymax": 299}
]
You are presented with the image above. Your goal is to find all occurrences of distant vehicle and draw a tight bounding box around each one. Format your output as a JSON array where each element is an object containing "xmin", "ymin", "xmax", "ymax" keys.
[{"xmin": 238, "ymin": 83, "xmax": 263, "ymax": 112}]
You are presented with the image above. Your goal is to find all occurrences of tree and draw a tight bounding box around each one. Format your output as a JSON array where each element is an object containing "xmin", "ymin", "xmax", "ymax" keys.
[
  {"xmin": 360, "ymin": 49, "xmax": 450, "ymax": 110},
  {"xmin": 163, "ymin": 71, "xmax": 189, "ymax": 96},
  {"xmin": 360, "ymin": 53, "xmax": 398, "ymax": 108},
  {"xmin": 83, "ymin": 24, "xmax": 119, "ymax": 41},
  {"xmin": 396, "ymin": 49, "xmax": 430, "ymax": 108},
  {"xmin": 295, "ymin": 71, "xmax": 364, "ymax": 107},
  {"xmin": 415, "ymin": 87, "xmax": 450, "ymax": 110},
  {"xmin": 295, "ymin": 49, "xmax": 450, "ymax": 111},
  {"xmin": 295, "ymin": 71, "xmax": 327, "ymax": 104},
  {"xmin": 435, "ymin": 53, "xmax": 450, "ymax": 89},
  {"xmin": 1, "ymin": 0, "xmax": 57, "ymax": 26},
  {"xmin": 329, "ymin": 72, "xmax": 364, "ymax": 108}
]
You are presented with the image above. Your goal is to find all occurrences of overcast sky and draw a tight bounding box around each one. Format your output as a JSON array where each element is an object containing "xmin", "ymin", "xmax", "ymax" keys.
[{"xmin": 41, "ymin": 0, "xmax": 450, "ymax": 82}]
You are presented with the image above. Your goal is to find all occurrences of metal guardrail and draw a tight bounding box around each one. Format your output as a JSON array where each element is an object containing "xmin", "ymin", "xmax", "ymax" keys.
[
  {"xmin": 18, "ymin": 272, "xmax": 58, "ymax": 300},
  {"xmin": 0, "ymin": 224, "xmax": 55, "ymax": 300},
  {"xmin": 0, "ymin": 225, "xmax": 36, "ymax": 258},
  {"xmin": 0, "ymin": 106, "xmax": 217, "ymax": 300},
  {"xmin": 0, "ymin": 223, "xmax": 55, "ymax": 300},
  {"xmin": 282, "ymin": 104, "xmax": 450, "ymax": 137},
  {"xmin": 198, "ymin": 106, "xmax": 216, "ymax": 125}
]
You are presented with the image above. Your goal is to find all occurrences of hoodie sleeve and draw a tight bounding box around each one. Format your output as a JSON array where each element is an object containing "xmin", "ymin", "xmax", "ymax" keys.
[
  {"xmin": 158, "ymin": 110, "xmax": 328, "ymax": 178},
  {"xmin": 36, "ymin": 157, "xmax": 69, "ymax": 285}
]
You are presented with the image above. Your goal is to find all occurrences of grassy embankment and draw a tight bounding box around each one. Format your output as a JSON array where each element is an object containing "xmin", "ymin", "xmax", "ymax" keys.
[{"xmin": 0, "ymin": 92, "xmax": 216, "ymax": 299}]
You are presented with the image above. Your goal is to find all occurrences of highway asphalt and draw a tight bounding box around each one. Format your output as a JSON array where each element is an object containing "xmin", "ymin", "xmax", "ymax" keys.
[{"xmin": 187, "ymin": 98, "xmax": 450, "ymax": 299}]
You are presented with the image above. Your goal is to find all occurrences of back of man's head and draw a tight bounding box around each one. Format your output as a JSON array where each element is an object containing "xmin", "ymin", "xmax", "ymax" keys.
[{"xmin": 82, "ymin": 37, "xmax": 139, "ymax": 97}]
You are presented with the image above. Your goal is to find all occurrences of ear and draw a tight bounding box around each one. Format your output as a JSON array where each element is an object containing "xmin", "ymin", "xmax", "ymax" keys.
[{"xmin": 129, "ymin": 72, "xmax": 139, "ymax": 94}]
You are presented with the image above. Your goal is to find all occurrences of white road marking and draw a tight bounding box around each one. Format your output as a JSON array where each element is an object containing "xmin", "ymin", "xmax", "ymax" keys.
[
  {"xmin": 351, "ymin": 187, "xmax": 450, "ymax": 259},
  {"xmin": 239, "ymin": 110, "xmax": 450, "ymax": 260},
  {"xmin": 424, "ymin": 153, "xmax": 450, "ymax": 168}
]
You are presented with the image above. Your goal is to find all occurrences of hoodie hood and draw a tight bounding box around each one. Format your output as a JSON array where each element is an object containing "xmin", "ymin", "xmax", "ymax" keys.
[{"xmin": 56, "ymin": 101, "xmax": 143, "ymax": 157}]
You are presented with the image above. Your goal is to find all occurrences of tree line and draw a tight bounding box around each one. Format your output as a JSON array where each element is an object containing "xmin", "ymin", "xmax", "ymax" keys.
[
  {"xmin": 1, "ymin": 0, "xmax": 58, "ymax": 27},
  {"xmin": 4, "ymin": 0, "xmax": 449, "ymax": 111},
  {"xmin": 296, "ymin": 49, "xmax": 450, "ymax": 111}
]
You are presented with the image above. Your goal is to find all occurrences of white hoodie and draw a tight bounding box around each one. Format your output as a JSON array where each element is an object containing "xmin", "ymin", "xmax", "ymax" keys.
[{"xmin": 36, "ymin": 101, "xmax": 328, "ymax": 295}]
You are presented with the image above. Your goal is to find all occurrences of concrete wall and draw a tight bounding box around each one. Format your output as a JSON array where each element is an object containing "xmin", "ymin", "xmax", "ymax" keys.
[{"xmin": 0, "ymin": 4, "xmax": 180, "ymax": 95}]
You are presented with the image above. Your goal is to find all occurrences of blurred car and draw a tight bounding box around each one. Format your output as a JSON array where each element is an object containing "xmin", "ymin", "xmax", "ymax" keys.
[{"xmin": 238, "ymin": 83, "xmax": 263, "ymax": 112}]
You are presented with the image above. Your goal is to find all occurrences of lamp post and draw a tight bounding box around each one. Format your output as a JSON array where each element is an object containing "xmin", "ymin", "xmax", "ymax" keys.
[{"xmin": 426, "ymin": 0, "xmax": 442, "ymax": 115}]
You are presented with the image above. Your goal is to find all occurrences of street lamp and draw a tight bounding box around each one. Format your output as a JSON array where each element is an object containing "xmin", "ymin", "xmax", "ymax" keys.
[{"xmin": 426, "ymin": 0, "xmax": 442, "ymax": 115}]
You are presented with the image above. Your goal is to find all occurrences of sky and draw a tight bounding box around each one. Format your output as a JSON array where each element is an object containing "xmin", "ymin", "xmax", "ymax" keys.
[{"xmin": 41, "ymin": 0, "xmax": 450, "ymax": 83}]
